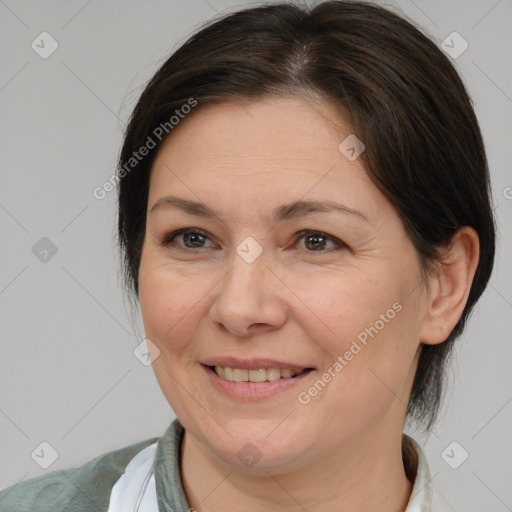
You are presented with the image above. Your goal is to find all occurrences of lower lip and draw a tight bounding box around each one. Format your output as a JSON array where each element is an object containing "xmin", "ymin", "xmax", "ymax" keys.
[{"xmin": 202, "ymin": 364, "xmax": 314, "ymax": 401}]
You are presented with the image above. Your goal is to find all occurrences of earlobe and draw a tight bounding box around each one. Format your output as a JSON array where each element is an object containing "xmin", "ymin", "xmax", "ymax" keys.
[{"xmin": 419, "ymin": 226, "xmax": 480, "ymax": 345}]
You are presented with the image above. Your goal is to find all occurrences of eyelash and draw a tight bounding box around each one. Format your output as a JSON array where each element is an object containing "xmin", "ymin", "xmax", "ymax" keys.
[{"xmin": 159, "ymin": 228, "xmax": 347, "ymax": 254}]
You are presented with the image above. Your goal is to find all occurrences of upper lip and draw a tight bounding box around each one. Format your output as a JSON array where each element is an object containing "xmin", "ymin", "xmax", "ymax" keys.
[{"xmin": 202, "ymin": 357, "xmax": 314, "ymax": 371}]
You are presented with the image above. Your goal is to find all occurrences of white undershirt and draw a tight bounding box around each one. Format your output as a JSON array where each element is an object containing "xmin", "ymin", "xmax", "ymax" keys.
[{"xmin": 107, "ymin": 442, "xmax": 159, "ymax": 512}]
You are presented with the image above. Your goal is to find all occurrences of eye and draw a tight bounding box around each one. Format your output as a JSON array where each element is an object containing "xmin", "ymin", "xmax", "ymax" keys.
[
  {"xmin": 159, "ymin": 228, "xmax": 214, "ymax": 250},
  {"xmin": 294, "ymin": 230, "xmax": 347, "ymax": 253},
  {"xmin": 159, "ymin": 228, "xmax": 347, "ymax": 253}
]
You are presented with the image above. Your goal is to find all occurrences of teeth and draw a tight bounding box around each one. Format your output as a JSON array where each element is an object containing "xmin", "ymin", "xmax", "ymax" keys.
[
  {"xmin": 266, "ymin": 368, "xmax": 282, "ymax": 381},
  {"xmin": 213, "ymin": 366, "xmax": 305, "ymax": 382},
  {"xmin": 233, "ymin": 368, "xmax": 248, "ymax": 382},
  {"xmin": 280, "ymin": 369, "xmax": 293, "ymax": 379},
  {"xmin": 249, "ymin": 369, "xmax": 267, "ymax": 383}
]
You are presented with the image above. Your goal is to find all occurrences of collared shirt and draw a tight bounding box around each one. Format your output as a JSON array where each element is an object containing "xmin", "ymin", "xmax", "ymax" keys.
[{"xmin": 0, "ymin": 418, "xmax": 435, "ymax": 511}]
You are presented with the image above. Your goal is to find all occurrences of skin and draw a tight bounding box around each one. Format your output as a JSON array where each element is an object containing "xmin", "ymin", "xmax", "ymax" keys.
[{"xmin": 138, "ymin": 95, "xmax": 479, "ymax": 511}]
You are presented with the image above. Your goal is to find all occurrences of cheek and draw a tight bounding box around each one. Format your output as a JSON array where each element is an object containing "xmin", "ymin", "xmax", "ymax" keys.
[
  {"xmin": 303, "ymin": 269, "xmax": 421, "ymax": 406},
  {"xmin": 138, "ymin": 260, "xmax": 208, "ymax": 413},
  {"xmin": 310, "ymin": 244, "xmax": 423, "ymax": 356},
  {"xmin": 307, "ymin": 270, "xmax": 401, "ymax": 352},
  {"xmin": 138, "ymin": 258, "xmax": 206, "ymax": 358}
]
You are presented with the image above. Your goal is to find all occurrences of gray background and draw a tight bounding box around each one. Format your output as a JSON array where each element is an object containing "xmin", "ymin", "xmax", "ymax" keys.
[{"xmin": 0, "ymin": 0, "xmax": 511, "ymax": 510}]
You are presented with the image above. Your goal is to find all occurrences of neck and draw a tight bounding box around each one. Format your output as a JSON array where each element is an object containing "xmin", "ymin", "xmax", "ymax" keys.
[{"xmin": 181, "ymin": 421, "xmax": 414, "ymax": 512}]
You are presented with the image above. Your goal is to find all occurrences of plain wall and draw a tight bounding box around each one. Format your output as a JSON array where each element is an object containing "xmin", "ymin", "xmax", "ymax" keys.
[{"xmin": 1, "ymin": 0, "xmax": 511, "ymax": 510}]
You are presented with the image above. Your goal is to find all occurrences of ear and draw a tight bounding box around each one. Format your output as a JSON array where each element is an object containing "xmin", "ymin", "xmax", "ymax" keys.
[{"xmin": 419, "ymin": 226, "xmax": 480, "ymax": 345}]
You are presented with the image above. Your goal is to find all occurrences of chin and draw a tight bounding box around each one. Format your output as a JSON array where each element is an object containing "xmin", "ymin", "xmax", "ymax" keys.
[{"xmin": 191, "ymin": 414, "xmax": 316, "ymax": 474}]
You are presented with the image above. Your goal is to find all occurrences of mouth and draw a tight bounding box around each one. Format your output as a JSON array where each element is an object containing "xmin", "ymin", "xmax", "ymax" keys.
[
  {"xmin": 201, "ymin": 362, "xmax": 315, "ymax": 401},
  {"xmin": 206, "ymin": 365, "xmax": 314, "ymax": 382}
]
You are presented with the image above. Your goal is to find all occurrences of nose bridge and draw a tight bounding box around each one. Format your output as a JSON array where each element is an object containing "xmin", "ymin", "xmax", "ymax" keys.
[
  {"xmin": 223, "ymin": 240, "xmax": 270, "ymax": 303},
  {"xmin": 209, "ymin": 238, "xmax": 286, "ymax": 335}
]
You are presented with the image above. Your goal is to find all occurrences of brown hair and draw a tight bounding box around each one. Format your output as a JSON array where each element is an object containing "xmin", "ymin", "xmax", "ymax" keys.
[{"xmin": 116, "ymin": 0, "xmax": 496, "ymax": 429}]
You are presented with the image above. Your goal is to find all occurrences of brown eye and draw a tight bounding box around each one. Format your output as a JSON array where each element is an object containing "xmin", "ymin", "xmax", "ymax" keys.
[
  {"xmin": 160, "ymin": 229, "xmax": 212, "ymax": 250},
  {"xmin": 304, "ymin": 233, "xmax": 328, "ymax": 250},
  {"xmin": 181, "ymin": 231, "xmax": 207, "ymax": 248},
  {"xmin": 159, "ymin": 228, "xmax": 347, "ymax": 254},
  {"xmin": 295, "ymin": 230, "xmax": 346, "ymax": 253}
]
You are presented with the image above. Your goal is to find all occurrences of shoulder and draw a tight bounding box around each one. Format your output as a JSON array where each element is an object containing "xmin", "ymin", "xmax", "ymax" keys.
[{"xmin": 0, "ymin": 436, "xmax": 159, "ymax": 512}]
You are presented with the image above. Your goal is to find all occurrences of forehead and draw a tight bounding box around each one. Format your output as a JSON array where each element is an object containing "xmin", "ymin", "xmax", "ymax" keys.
[{"xmin": 154, "ymin": 95, "xmax": 348, "ymax": 168}]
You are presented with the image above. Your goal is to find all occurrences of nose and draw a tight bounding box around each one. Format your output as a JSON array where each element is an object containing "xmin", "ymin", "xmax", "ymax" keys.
[{"xmin": 208, "ymin": 248, "xmax": 287, "ymax": 337}]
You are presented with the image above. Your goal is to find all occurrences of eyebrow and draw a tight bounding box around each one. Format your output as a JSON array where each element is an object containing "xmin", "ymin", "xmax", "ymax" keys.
[{"xmin": 150, "ymin": 195, "xmax": 369, "ymax": 224}]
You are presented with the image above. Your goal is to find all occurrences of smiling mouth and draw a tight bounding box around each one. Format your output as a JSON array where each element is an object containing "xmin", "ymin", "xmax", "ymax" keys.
[{"xmin": 206, "ymin": 365, "xmax": 314, "ymax": 382}]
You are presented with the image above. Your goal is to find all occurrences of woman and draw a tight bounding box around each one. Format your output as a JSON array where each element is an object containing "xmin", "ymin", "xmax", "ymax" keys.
[{"xmin": 0, "ymin": 1, "xmax": 495, "ymax": 511}]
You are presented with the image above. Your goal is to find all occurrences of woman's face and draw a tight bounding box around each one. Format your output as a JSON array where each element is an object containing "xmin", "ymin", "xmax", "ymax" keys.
[{"xmin": 139, "ymin": 95, "xmax": 430, "ymax": 472}]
